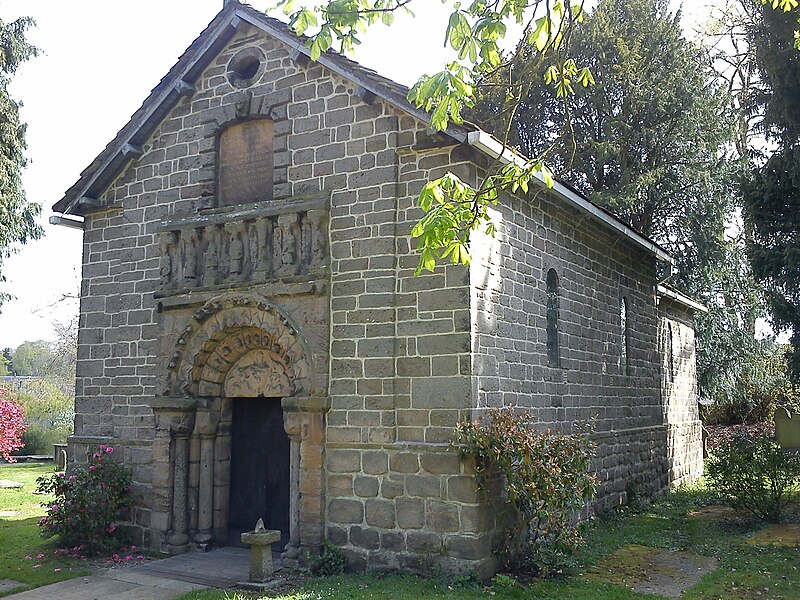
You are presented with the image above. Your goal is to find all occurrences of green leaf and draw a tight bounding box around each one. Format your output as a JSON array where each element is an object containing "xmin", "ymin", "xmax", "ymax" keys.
[
  {"xmin": 530, "ymin": 16, "xmax": 550, "ymax": 52},
  {"xmin": 291, "ymin": 8, "xmax": 318, "ymax": 36}
]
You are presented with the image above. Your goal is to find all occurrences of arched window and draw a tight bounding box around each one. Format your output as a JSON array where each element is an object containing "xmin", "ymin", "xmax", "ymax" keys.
[
  {"xmin": 666, "ymin": 322, "xmax": 674, "ymax": 383},
  {"xmin": 546, "ymin": 269, "xmax": 560, "ymax": 368},
  {"xmin": 620, "ymin": 297, "xmax": 629, "ymax": 375}
]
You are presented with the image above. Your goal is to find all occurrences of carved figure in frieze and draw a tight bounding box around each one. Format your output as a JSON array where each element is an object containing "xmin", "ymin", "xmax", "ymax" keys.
[
  {"xmin": 225, "ymin": 222, "xmax": 246, "ymax": 279},
  {"xmin": 159, "ymin": 232, "xmax": 177, "ymax": 287},
  {"xmin": 276, "ymin": 213, "xmax": 300, "ymax": 277},
  {"xmin": 203, "ymin": 226, "xmax": 220, "ymax": 287},
  {"xmin": 308, "ymin": 209, "xmax": 328, "ymax": 270},
  {"xmin": 182, "ymin": 229, "xmax": 200, "ymax": 284},
  {"xmin": 253, "ymin": 217, "xmax": 273, "ymax": 280},
  {"xmin": 300, "ymin": 213, "xmax": 313, "ymax": 273}
]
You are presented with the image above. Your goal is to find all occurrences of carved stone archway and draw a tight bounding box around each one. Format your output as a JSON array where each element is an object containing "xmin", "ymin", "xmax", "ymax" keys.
[{"xmin": 152, "ymin": 293, "xmax": 327, "ymax": 561}]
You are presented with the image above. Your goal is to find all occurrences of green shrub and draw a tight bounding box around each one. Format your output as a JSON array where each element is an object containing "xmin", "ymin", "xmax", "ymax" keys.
[
  {"xmin": 455, "ymin": 406, "xmax": 597, "ymax": 576},
  {"xmin": 36, "ymin": 444, "xmax": 133, "ymax": 554},
  {"xmin": 309, "ymin": 540, "xmax": 346, "ymax": 576},
  {"xmin": 15, "ymin": 421, "xmax": 71, "ymax": 455},
  {"xmin": 706, "ymin": 428, "xmax": 800, "ymax": 522}
]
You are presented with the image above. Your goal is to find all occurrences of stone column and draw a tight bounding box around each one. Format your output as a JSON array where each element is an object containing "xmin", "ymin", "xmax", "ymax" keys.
[
  {"xmin": 213, "ymin": 412, "xmax": 233, "ymax": 544},
  {"xmin": 194, "ymin": 399, "xmax": 220, "ymax": 550},
  {"xmin": 282, "ymin": 396, "xmax": 330, "ymax": 566},
  {"xmin": 169, "ymin": 433, "xmax": 192, "ymax": 552},
  {"xmin": 151, "ymin": 397, "xmax": 198, "ymax": 555}
]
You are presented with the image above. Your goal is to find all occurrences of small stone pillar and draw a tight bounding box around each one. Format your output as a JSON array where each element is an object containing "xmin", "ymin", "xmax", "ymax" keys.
[{"xmin": 241, "ymin": 518, "xmax": 281, "ymax": 583}]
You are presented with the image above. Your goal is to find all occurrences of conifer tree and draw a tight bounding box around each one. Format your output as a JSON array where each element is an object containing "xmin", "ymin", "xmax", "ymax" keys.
[{"xmin": 0, "ymin": 15, "xmax": 41, "ymax": 307}]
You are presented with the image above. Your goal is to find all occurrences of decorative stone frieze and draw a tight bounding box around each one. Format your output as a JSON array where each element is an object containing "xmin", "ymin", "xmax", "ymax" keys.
[{"xmin": 157, "ymin": 196, "xmax": 328, "ymax": 295}]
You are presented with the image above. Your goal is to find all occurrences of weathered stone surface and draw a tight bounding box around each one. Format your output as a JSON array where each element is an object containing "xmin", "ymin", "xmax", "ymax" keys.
[
  {"xmin": 389, "ymin": 453, "xmax": 419, "ymax": 474},
  {"xmin": 427, "ymin": 501, "xmax": 459, "ymax": 533},
  {"xmin": 328, "ymin": 499, "xmax": 364, "ymax": 524},
  {"xmin": 447, "ymin": 476, "xmax": 479, "ymax": 503},
  {"xmin": 396, "ymin": 498, "xmax": 425, "ymax": 529},
  {"xmin": 420, "ymin": 452, "xmax": 461, "ymax": 475},
  {"xmin": 354, "ymin": 476, "xmax": 379, "ymax": 498},
  {"xmin": 362, "ymin": 451, "xmax": 388, "ymax": 475},
  {"xmin": 365, "ymin": 499, "xmax": 396, "ymax": 529}
]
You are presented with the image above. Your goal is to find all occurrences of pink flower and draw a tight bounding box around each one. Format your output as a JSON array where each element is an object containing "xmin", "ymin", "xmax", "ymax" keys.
[
  {"xmin": 33, "ymin": 564, "xmax": 42, "ymax": 569},
  {"xmin": 136, "ymin": 555, "xmax": 145, "ymax": 560},
  {"xmin": 111, "ymin": 554, "xmax": 120, "ymax": 560},
  {"xmin": 89, "ymin": 465, "xmax": 96, "ymax": 471},
  {"xmin": 92, "ymin": 453, "xmax": 100, "ymax": 459},
  {"xmin": 106, "ymin": 446, "xmax": 113, "ymax": 453},
  {"xmin": 130, "ymin": 545, "xmax": 137, "ymax": 550},
  {"xmin": 125, "ymin": 555, "xmax": 133, "ymax": 561},
  {"xmin": 25, "ymin": 556, "xmax": 32, "ymax": 560},
  {"xmin": 36, "ymin": 553, "xmax": 45, "ymax": 559},
  {"xmin": 54, "ymin": 568, "xmax": 61, "ymax": 572},
  {"xmin": 98, "ymin": 445, "xmax": 106, "ymax": 451},
  {"xmin": 107, "ymin": 524, "xmax": 116, "ymax": 534}
]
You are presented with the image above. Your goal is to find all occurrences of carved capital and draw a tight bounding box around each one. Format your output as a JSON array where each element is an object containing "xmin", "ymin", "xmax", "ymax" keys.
[{"xmin": 152, "ymin": 397, "xmax": 198, "ymax": 435}]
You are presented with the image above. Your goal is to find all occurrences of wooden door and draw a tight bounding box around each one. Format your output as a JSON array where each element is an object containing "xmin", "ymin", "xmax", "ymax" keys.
[{"xmin": 228, "ymin": 398, "xmax": 290, "ymax": 548}]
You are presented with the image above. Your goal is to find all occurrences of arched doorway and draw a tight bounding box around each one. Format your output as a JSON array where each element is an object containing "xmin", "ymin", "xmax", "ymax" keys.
[{"xmin": 153, "ymin": 293, "xmax": 327, "ymax": 564}]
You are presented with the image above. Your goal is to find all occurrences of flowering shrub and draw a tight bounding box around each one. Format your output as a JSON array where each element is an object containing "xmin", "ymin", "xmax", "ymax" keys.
[
  {"xmin": 455, "ymin": 406, "xmax": 597, "ymax": 576},
  {"xmin": 0, "ymin": 388, "xmax": 27, "ymax": 461},
  {"xmin": 706, "ymin": 427, "xmax": 800, "ymax": 523},
  {"xmin": 37, "ymin": 444, "xmax": 133, "ymax": 554}
]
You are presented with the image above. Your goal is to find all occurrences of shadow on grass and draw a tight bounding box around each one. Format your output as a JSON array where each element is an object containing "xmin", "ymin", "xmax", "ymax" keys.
[{"xmin": 0, "ymin": 516, "xmax": 89, "ymax": 597}]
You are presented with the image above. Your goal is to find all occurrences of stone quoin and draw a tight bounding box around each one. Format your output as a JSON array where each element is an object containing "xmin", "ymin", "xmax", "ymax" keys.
[{"xmin": 51, "ymin": 1, "xmax": 705, "ymax": 577}]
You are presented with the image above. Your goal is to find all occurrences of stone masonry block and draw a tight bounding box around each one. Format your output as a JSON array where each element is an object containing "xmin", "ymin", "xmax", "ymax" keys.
[
  {"xmin": 327, "ymin": 449, "xmax": 361, "ymax": 473},
  {"xmin": 328, "ymin": 498, "xmax": 364, "ymax": 524},
  {"xmin": 354, "ymin": 476, "xmax": 379, "ymax": 498},
  {"xmin": 405, "ymin": 475, "xmax": 441, "ymax": 498},
  {"xmin": 362, "ymin": 450, "xmax": 388, "ymax": 475},
  {"xmin": 365, "ymin": 499, "xmax": 396, "ymax": 529},
  {"xmin": 411, "ymin": 376, "xmax": 471, "ymax": 409},
  {"xmin": 420, "ymin": 452, "xmax": 461, "ymax": 475},
  {"xmin": 389, "ymin": 452, "xmax": 419, "ymax": 473},
  {"xmin": 427, "ymin": 500, "xmax": 460, "ymax": 532}
]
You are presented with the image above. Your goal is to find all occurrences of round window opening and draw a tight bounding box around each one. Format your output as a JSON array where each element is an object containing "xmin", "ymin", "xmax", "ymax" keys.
[
  {"xmin": 233, "ymin": 56, "xmax": 260, "ymax": 80},
  {"xmin": 227, "ymin": 48, "xmax": 265, "ymax": 88}
]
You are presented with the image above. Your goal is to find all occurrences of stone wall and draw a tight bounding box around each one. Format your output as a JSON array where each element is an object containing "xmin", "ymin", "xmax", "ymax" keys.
[
  {"xmin": 469, "ymin": 190, "xmax": 670, "ymax": 509},
  {"xmin": 658, "ymin": 297, "xmax": 704, "ymax": 487}
]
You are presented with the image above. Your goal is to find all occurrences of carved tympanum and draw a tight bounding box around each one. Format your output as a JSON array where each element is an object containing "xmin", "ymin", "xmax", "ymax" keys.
[
  {"xmin": 223, "ymin": 349, "xmax": 294, "ymax": 397},
  {"xmin": 166, "ymin": 293, "xmax": 312, "ymax": 398}
]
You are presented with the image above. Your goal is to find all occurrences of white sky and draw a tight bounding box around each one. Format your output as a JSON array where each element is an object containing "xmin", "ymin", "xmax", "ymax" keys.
[{"xmin": 0, "ymin": 0, "xmax": 711, "ymax": 350}]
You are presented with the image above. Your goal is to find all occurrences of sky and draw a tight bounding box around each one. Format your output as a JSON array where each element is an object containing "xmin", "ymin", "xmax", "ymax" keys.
[{"xmin": 0, "ymin": 0, "xmax": 712, "ymax": 350}]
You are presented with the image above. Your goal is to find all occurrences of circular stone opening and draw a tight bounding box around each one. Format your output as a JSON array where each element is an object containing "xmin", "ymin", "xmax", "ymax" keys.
[
  {"xmin": 227, "ymin": 48, "xmax": 266, "ymax": 88},
  {"xmin": 232, "ymin": 56, "xmax": 260, "ymax": 80}
]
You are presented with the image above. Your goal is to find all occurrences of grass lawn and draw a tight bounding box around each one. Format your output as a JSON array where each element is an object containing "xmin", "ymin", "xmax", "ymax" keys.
[
  {"xmin": 0, "ymin": 462, "xmax": 90, "ymax": 596},
  {"xmin": 175, "ymin": 484, "xmax": 800, "ymax": 600}
]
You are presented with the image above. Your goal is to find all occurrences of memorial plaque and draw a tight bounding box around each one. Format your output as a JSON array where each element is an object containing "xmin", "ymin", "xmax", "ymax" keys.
[{"xmin": 219, "ymin": 120, "xmax": 274, "ymax": 207}]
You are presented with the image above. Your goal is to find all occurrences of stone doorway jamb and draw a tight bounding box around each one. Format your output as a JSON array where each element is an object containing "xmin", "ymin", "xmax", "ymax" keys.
[{"xmin": 281, "ymin": 395, "xmax": 329, "ymax": 567}]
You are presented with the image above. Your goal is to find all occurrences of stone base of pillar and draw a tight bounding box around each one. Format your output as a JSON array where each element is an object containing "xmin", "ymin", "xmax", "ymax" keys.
[
  {"xmin": 193, "ymin": 531, "xmax": 215, "ymax": 552},
  {"xmin": 164, "ymin": 531, "xmax": 191, "ymax": 555}
]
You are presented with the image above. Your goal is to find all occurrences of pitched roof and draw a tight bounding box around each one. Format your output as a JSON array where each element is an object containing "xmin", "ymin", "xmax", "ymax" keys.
[{"xmin": 52, "ymin": 1, "xmax": 672, "ymax": 264}]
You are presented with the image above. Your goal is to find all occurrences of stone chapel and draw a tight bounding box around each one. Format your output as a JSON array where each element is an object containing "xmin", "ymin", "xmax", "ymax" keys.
[{"xmin": 51, "ymin": 1, "xmax": 704, "ymax": 576}]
